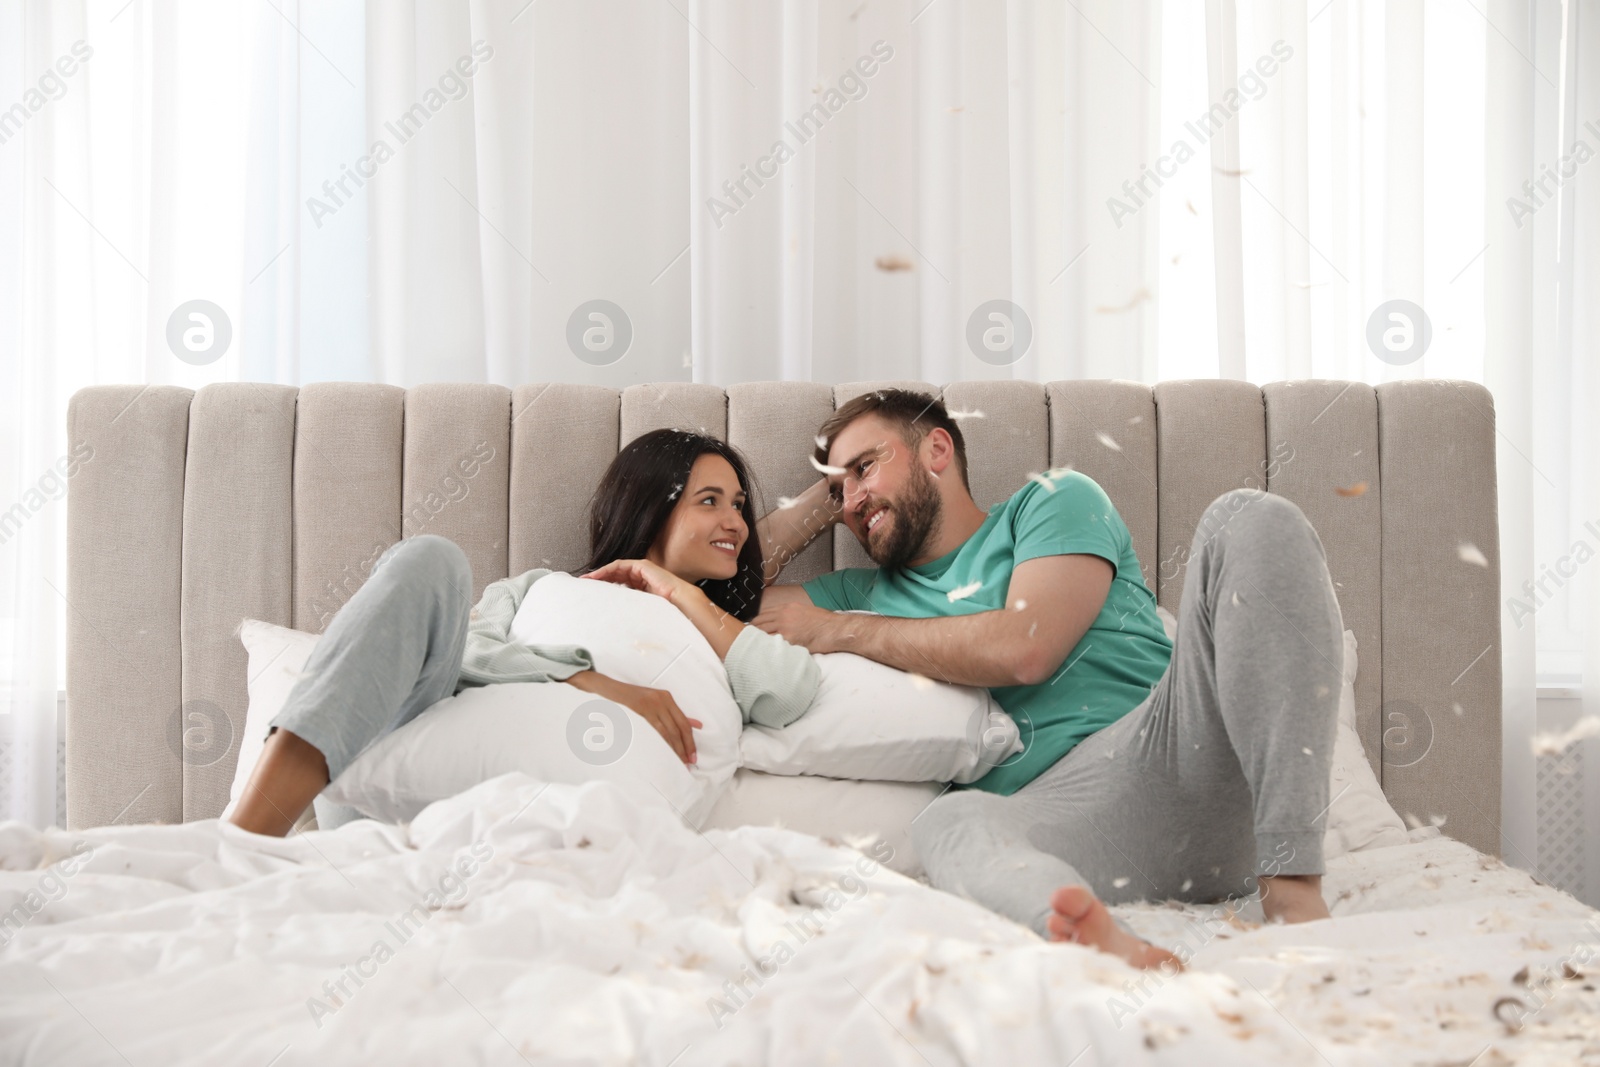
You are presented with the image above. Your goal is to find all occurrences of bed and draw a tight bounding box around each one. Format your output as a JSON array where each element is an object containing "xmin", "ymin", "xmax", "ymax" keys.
[
  {"xmin": 3, "ymin": 376, "xmax": 1592, "ymax": 1064},
  {"xmin": 3, "ymin": 774, "xmax": 1597, "ymax": 1064}
]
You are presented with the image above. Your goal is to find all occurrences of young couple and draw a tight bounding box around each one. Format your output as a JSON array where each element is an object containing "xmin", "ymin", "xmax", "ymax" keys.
[{"xmin": 230, "ymin": 389, "xmax": 1344, "ymax": 972}]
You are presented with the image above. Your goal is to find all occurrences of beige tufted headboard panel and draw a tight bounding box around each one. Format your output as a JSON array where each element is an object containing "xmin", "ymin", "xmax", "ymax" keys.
[{"xmin": 64, "ymin": 379, "xmax": 1504, "ymax": 854}]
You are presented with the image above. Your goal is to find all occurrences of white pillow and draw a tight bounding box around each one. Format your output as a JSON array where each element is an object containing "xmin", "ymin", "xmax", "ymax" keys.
[
  {"xmin": 322, "ymin": 681, "xmax": 703, "ymax": 824},
  {"xmin": 235, "ymin": 567, "xmax": 742, "ymax": 829},
  {"xmin": 225, "ymin": 619, "xmax": 322, "ymax": 820},
  {"xmin": 739, "ymin": 651, "xmax": 1022, "ymax": 783},
  {"xmin": 1325, "ymin": 628, "xmax": 1410, "ymax": 857},
  {"xmin": 1154, "ymin": 607, "xmax": 1408, "ymax": 859},
  {"xmin": 507, "ymin": 571, "xmax": 744, "ymax": 817}
]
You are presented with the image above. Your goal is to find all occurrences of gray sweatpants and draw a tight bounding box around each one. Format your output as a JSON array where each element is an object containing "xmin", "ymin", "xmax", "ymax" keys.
[
  {"xmin": 270, "ymin": 534, "xmax": 474, "ymax": 830},
  {"xmin": 909, "ymin": 489, "xmax": 1344, "ymax": 939}
]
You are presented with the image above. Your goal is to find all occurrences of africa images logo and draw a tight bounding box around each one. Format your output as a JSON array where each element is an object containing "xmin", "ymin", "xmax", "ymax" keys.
[
  {"xmin": 304, "ymin": 41, "xmax": 494, "ymax": 228},
  {"xmin": 704, "ymin": 41, "xmax": 895, "ymax": 229}
]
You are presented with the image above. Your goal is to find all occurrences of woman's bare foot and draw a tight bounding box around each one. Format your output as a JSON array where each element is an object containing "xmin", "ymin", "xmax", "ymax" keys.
[
  {"xmin": 1047, "ymin": 886, "xmax": 1184, "ymax": 972},
  {"xmin": 1258, "ymin": 874, "xmax": 1331, "ymax": 924}
]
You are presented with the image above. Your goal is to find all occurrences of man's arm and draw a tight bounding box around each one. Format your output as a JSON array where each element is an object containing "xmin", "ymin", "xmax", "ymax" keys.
[
  {"xmin": 753, "ymin": 553, "xmax": 1114, "ymax": 688},
  {"xmin": 758, "ymin": 583, "xmax": 814, "ymax": 609},
  {"xmin": 755, "ymin": 476, "xmax": 841, "ymax": 586}
]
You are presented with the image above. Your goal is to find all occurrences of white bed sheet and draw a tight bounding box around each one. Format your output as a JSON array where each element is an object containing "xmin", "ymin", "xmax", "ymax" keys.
[{"xmin": 2, "ymin": 773, "xmax": 1596, "ymax": 1066}]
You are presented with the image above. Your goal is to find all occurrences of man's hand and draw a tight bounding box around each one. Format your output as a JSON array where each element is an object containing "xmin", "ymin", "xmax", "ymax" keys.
[{"xmin": 752, "ymin": 600, "xmax": 841, "ymax": 653}]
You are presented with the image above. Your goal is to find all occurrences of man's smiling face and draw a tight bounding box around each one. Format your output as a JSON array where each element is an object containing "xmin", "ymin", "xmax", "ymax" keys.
[{"xmin": 825, "ymin": 413, "xmax": 944, "ymax": 569}]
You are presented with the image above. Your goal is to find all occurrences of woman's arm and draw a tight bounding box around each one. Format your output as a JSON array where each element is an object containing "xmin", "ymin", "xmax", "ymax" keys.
[
  {"xmin": 566, "ymin": 668, "xmax": 701, "ymax": 764},
  {"xmin": 665, "ymin": 585, "xmax": 745, "ymax": 659},
  {"xmin": 723, "ymin": 626, "xmax": 821, "ymax": 728},
  {"xmin": 460, "ymin": 569, "xmax": 594, "ymax": 686},
  {"xmin": 582, "ymin": 558, "xmax": 822, "ymax": 729},
  {"xmin": 464, "ymin": 569, "xmax": 699, "ymax": 763},
  {"xmin": 580, "ymin": 559, "xmax": 746, "ymax": 659}
]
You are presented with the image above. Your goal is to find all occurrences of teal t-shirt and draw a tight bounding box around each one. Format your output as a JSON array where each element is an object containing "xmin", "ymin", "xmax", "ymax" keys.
[{"xmin": 801, "ymin": 469, "xmax": 1174, "ymax": 795}]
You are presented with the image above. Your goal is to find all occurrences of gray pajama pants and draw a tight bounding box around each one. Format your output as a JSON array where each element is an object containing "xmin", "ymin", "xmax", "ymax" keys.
[
  {"xmin": 909, "ymin": 489, "xmax": 1345, "ymax": 939},
  {"xmin": 270, "ymin": 534, "xmax": 474, "ymax": 830}
]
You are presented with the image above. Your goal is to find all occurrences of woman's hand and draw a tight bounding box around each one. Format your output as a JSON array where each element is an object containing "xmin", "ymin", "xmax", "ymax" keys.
[
  {"xmin": 582, "ymin": 558, "xmax": 697, "ymax": 604},
  {"xmin": 582, "ymin": 557, "xmax": 745, "ymax": 660},
  {"xmin": 567, "ymin": 669, "xmax": 701, "ymax": 765}
]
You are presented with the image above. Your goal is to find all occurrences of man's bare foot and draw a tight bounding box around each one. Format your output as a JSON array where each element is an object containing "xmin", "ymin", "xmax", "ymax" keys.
[
  {"xmin": 1047, "ymin": 886, "xmax": 1184, "ymax": 972},
  {"xmin": 1258, "ymin": 874, "xmax": 1331, "ymax": 924}
]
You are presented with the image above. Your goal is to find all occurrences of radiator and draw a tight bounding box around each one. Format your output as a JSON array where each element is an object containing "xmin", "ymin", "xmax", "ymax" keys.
[
  {"xmin": 1537, "ymin": 743, "xmax": 1592, "ymax": 905},
  {"xmin": 0, "ymin": 734, "xmax": 66, "ymax": 829}
]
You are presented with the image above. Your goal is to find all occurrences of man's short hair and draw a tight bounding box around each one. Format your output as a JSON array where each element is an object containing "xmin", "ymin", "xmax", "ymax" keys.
[{"xmin": 813, "ymin": 389, "xmax": 970, "ymax": 488}]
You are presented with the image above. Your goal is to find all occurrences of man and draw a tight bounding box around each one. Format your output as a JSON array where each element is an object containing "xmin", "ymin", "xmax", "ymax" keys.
[{"xmin": 753, "ymin": 389, "xmax": 1343, "ymax": 971}]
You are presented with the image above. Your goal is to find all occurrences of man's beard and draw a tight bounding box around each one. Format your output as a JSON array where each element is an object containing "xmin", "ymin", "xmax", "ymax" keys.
[{"xmin": 864, "ymin": 463, "xmax": 943, "ymax": 569}]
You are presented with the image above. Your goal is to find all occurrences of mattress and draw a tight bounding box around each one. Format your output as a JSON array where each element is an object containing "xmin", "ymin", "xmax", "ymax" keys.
[
  {"xmin": 699, "ymin": 768, "xmax": 946, "ymax": 878},
  {"xmin": 2, "ymin": 772, "xmax": 1596, "ymax": 1065}
]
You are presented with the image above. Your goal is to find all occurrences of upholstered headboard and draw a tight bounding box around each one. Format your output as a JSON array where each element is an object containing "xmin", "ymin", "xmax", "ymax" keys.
[{"xmin": 64, "ymin": 379, "xmax": 1504, "ymax": 854}]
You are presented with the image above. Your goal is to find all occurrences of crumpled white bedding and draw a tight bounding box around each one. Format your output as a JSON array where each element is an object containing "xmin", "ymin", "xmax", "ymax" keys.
[{"xmin": 1, "ymin": 773, "xmax": 1597, "ymax": 1066}]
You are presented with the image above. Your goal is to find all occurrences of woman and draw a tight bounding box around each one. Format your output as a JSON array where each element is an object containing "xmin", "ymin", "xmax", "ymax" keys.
[{"xmin": 228, "ymin": 429, "xmax": 820, "ymax": 837}]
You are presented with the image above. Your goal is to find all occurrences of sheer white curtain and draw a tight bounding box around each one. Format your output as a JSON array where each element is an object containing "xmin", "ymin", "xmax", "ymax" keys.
[
  {"xmin": 357, "ymin": 0, "xmax": 1166, "ymax": 387},
  {"xmin": 3, "ymin": 0, "xmax": 268, "ymax": 827},
  {"xmin": 1576, "ymin": 0, "xmax": 1600, "ymax": 903},
  {"xmin": 1537, "ymin": 0, "xmax": 1600, "ymax": 898},
  {"xmin": 680, "ymin": 0, "xmax": 1165, "ymax": 385},
  {"xmin": 1, "ymin": 0, "xmax": 1589, "ymax": 848}
]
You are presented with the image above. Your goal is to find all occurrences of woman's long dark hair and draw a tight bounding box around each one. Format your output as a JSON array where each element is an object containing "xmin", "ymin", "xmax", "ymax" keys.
[{"xmin": 580, "ymin": 429, "xmax": 767, "ymax": 621}]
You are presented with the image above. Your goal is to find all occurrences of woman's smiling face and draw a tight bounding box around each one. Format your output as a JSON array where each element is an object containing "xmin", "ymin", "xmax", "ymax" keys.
[{"xmin": 645, "ymin": 454, "xmax": 750, "ymax": 582}]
